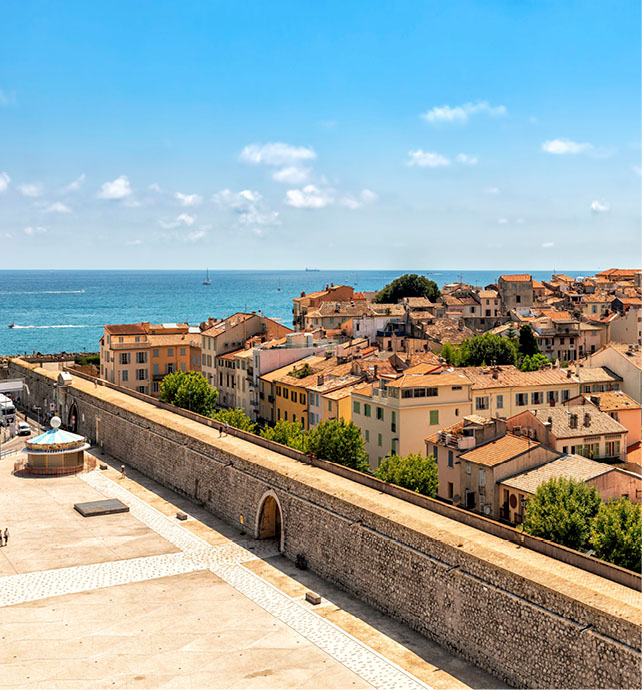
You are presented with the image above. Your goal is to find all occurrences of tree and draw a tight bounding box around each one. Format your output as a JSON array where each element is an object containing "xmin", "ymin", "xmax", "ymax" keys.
[
  {"xmin": 440, "ymin": 342, "xmax": 454, "ymax": 364},
  {"xmin": 506, "ymin": 325, "xmax": 518, "ymax": 343},
  {"xmin": 456, "ymin": 333, "xmax": 518, "ymax": 367},
  {"xmin": 307, "ymin": 419, "xmax": 369, "ymax": 472},
  {"xmin": 590, "ymin": 498, "xmax": 641, "ymax": 572},
  {"xmin": 375, "ymin": 273, "xmax": 440, "ymax": 304},
  {"xmin": 519, "ymin": 324, "xmax": 540, "ymax": 358},
  {"xmin": 260, "ymin": 419, "xmax": 307, "ymax": 451},
  {"xmin": 522, "ymin": 478, "xmax": 602, "ymax": 551},
  {"xmin": 212, "ymin": 407, "xmax": 256, "ymax": 433},
  {"xmin": 520, "ymin": 353, "xmax": 549, "ymax": 372},
  {"xmin": 159, "ymin": 370, "xmax": 218, "ymax": 417},
  {"xmin": 375, "ymin": 453, "xmax": 438, "ymax": 497},
  {"xmin": 289, "ymin": 362, "xmax": 313, "ymax": 379}
]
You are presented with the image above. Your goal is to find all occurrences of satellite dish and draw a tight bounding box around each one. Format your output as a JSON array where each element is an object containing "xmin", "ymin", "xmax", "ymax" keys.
[
  {"xmin": 484, "ymin": 505, "xmax": 491, "ymax": 515},
  {"xmin": 50, "ymin": 416, "xmax": 61, "ymax": 429},
  {"xmin": 453, "ymin": 494, "xmax": 460, "ymax": 502}
]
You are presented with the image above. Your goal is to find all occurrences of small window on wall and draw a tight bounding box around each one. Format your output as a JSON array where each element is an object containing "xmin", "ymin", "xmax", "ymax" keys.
[{"xmin": 429, "ymin": 410, "xmax": 439, "ymax": 425}]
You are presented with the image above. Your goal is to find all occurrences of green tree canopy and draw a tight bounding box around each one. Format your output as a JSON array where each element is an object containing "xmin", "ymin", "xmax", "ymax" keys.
[
  {"xmin": 289, "ymin": 362, "xmax": 313, "ymax": 379},
  {"xmin": 519, "ymin": 324, "xmax": 540, "ymax": 358},
  {"xmin": 375, "ymin": 453, "xmax": 438, "ymax": 497},
  {"xmin": 259, "ymin": 419, "xmax": 307, "ymax": 451},
  {"xmin": 523, "ymin": 477, "xmax": 602, "ymax": 551},
  {"xmin": 453, "ymin": 333, "xmax": 518, "ymax": 367},
  {"xmin": 375, "ymin": 273, "xmax": 440, "ymax": 304},
  {"xmin": 307, "ymin": 419, "xmax": 369, "ymax": 472},
  {"xmin": 159, "ymin": 370, "xmax": 218, "ymax": 416},
  {"xmin": 440, "ymin": 342, "xmax": 454, "ymax": 364},
  {"xmin": 520, "ymin": 353, "xmax": 549, "ymax": 372},
  {"xmin": 590, "ymin": 498, "xmax": 641, "ymax": 572},
  {"xmin": 212, "ymin": 407, "xmax": 256, "ymax": 433}
]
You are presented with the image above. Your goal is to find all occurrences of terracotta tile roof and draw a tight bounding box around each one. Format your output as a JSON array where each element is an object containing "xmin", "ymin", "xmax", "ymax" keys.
[
  {"xmin": 459, "ymin": 433, "xmax": 539, "ymax": 467},
  {"xmin": 385, "ymin": 370, "xmax": 471, "ymax": 388},
  {"xmin": 584, "ymin": 391, "xmax": 641, "ymax": 412},
  {"xmin": 499, "ymin": 274, "xmax": 532, "ymax": 282},
  {"xmin": 573, "ymin": 367, "xmax": 622, "ymax": 384},
  {"xmin": 530, "ymin": 405, "xmax": 627, "ymax": 438},
  {"xmin": 532, "ymin": 281, "xmax": 545, "ymax": 289},
  {"xmin": 463, "ymin": 365, "xmax": 575, "ymax": 390},
  {"xmin": 105, "ymin": 323, "xmax": 148, "ymax": 335},
  {"xmin": 147, "ymin": 333, "xmax": 201, "ymax": 347},
  {"xmin": 201, "ymin": 312, "xmax": 254, "ymax": 337},
  {"xmin": 404, "ymin": 297, "xmax": 437, "ymax": 307},
  {"xmin": 500, "ymin": 455, "xmax": 612, "ymax": 494},
  {"xmin": 478, "ymin": 290, "xmax": 498, "ymax": 298},
  {"xmin": 352, "ymin": 383, "xmax": 372, "ymax": 396},
  {"xmin": 418, "ymin": 317, "xmax": 476, "ymax": 345},
  {"xmin": 594, "ymin": 344, "xmax": 642, "ymax": 371}
]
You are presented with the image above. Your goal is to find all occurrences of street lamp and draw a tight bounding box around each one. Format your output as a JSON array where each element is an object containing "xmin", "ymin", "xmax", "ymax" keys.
[{"xmin": 33, "ymin": 406, "xmax": 42, "ymax": 432}]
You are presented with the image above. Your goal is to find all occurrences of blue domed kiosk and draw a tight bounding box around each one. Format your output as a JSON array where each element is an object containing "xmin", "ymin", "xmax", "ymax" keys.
[{"xmin": 24, "ymin": 416, "xmax": 90, "ymax": 476}]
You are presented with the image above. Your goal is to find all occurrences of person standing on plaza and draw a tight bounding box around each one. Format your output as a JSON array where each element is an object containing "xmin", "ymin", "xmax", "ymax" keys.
[{"xmin": 3, "ymin": 528, "xmax": 8, "ymax": 547}]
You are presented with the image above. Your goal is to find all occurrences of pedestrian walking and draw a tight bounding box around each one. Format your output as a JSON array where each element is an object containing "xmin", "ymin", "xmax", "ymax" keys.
[
  {"xmin": 120, "ymin": 464, "xmax": 126, "ymax": 479},
  {"xmin": 3, "ymin": 528, "xmax": 8, "ymax": 547},
  {"xmin": 224, "ymin": 422, "xmax": 229, "ymax": 437}
]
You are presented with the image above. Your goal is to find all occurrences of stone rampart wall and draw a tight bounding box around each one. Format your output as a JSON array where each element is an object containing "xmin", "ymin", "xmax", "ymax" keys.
[{"xmin": 7, "ymin": 359, "xmax": 641, "ymax": 689}]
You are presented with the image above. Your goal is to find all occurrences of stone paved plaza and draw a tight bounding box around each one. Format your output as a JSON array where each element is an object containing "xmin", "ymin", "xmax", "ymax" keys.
[{"xmin": 0, "ymin": 449, "xmax": 503, "ymax": 689}]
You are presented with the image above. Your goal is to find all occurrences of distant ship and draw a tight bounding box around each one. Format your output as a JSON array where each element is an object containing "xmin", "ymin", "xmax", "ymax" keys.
[
  {"xmin": 7, "ymin": 322, "xmax": 15, "ymax": 328},
  {"xmin": 305, "ymin": 268, "xmax": 320, "ymax": 272},
  {"xmin": 203, "ymin": 269, "xmax": 212, "ymax": 286}
]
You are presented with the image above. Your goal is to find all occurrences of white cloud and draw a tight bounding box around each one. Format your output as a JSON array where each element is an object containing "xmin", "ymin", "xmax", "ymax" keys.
[
  {"xmin": 484, "ymin": 187, "xmax": 501, "ymax": 195},
  {"xmin": 497, "ymin": 217, "xmax": 509, "ymax": 225},
  {"xmin": 238, "ymin": 208, "xmax": 280, "ymax": 226},
  {"xmin": 590, "ymin": 200, "xmax": 609, "ymax": 214},
  {"xmin": 148, "ymin": 183, "xmax": 162, "ymax": 192},
  {"xmin": 422, "ymin": 101, "xmax": 507, "ymax": 124},
  {"xmin": 18, "ymin": 183, "xmax": 42, "ymax": 197},
  {"xmin": 159, "ymin": 213, "xmax": 196, "ymax": 229},
  {"xmin": 44, "ymin": 202, "xmax": 71, "ymax": 213},
  {"xmin": 186, "ymin": 230, "xmax": 206, "ymax": 242},
  {"xmin": 0, "ymin": 172, "xmax": 10, "ymax": 193},
  {"xmin": 213, "ymin": 188, "xmax": 262, "ymax": 209},
  {"xmin": 456, "ymin": 153, "xmax": 478, "ymax": 166},
  {"xmin": 542, "ymin": 241, "xmax": 555, "ymax": 248},
  {"xmin": 340, "ymin": 188, "xmax": 378, "ymax": 210},
  {"xmin": 285, "ymin": 185, "xmax": 334, "ymax": 209},
  {"xmin": 541, "ymin": 139, "xmax": 592, "ymax": 155},
  {"xmin": 407, "ymin": 150, "xmax": 451, "ymax": 167},
  {"xmin": 126, "ymin": 239, "xmax": 143, "ymax": 246},
  {"xmin": 63, "ymin": 174, "xmax": 85, "ymax": 193},
  {"xmin": 240, "ymin": 142, "xmax": 316, "ymax": 166},
  {"xmin": 214, "ymin": 188, "xmax": 280, "ymax": 229},
  {"xmin": 24, "ymin": 226, "xmax": 47, "ymax": 236},
  {"xmin": 175, "ymin": 192, "xmax": 202, "ymax": 206},
  {"xmin": 272, "ymin": 166, "xmax": 311, "ymax": 184},
  {"xmin": 97, "ymin": 175, "xmax": 132, "ymax": 199}
]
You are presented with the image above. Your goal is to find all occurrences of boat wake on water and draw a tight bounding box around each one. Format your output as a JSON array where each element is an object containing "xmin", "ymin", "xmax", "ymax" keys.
[
  {"xmin": 9, "ymin": 324, "xmax": 97, "ymax": 329},
  {"xmin": 0, "ymin": 289, "xmax": 86, "ymax": 295}
]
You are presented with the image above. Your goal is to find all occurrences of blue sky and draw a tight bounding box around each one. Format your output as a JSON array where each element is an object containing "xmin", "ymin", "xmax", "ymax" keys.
[{"xmin": 0, "ymin": 0, "xmax": 639, "ymax": 270}]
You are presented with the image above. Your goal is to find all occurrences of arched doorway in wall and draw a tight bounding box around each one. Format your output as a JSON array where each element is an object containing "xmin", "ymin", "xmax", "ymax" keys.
[
  {"xmin": 256, "ymin": 491, "xmax": 283, "ymax": 548},
  {"xmin": 68, "ymin": 403, "xmax": 78, "ymax": 433}
]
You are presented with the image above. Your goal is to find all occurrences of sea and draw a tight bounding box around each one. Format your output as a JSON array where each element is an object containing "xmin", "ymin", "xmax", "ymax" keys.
[{"xmin": 0, "ymin": 269, "xmax": 594, "ymax": 356}]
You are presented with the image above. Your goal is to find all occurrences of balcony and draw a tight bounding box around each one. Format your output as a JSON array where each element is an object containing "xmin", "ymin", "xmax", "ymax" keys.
[
  {"xmin": 152, "ymin": 374, "xmax": 165, "ymax": 381},
  {"xmin": 437, "ymin": 431, "xmax": 475, "ymax": 450}
]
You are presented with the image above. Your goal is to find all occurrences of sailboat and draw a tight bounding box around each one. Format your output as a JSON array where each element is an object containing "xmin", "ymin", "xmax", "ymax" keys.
[{"xmin": 203, "ymin": 269, "xmax": 212, "ymax": 286}]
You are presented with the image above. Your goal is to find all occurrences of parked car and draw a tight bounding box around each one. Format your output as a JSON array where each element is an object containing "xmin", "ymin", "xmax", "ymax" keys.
[{"xmin": 17, "ymin": 422, "xmax": 31, "ymax": 436}]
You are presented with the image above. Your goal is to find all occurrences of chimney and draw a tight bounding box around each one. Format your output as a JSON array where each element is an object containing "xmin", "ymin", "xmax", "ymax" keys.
[
  {"xmin": 566, "ymin": 369, "xmax": 572, "ymax": 378},
  {"xmin": 492, "ymin": 368, "xmax": 499, "ymax": 380},
  {"xmin": 373, "ymin": 364, "xmax": 378, "ymax": 379},
  {"xmin": 569, "ymin": 413, "xmax": 578, "ymax": 429},
  {"xmin": 583, "ymin": 412, "xmax": 591, "ymax": 428},
  {"xmin": 317, "ymin": 374, "xmax": 324, "ymax": 386}
]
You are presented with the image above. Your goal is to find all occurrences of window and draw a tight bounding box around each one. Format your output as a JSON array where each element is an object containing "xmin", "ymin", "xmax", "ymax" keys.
[
  {"xmin": 284, "ymin": 410, "xmax": 288, "ymax": 421},
  {"xmin": 152, "ymin": 349, "xmax": 159, "ymax": 357},
  {"xmin": 479, "ymin": 469, "xmax": 486, "ymax": 487},
  {"xmin": 496, "ymin": 394, "xmax": 503, "ymax": 409},
  {"xmin": 429, "ymin": 410, "xmax": 439, "ymax": 425},
  {"xmin": 583, "ymin": 385, "xmax": 591, "ymax": 393},
  {"xmin": 121, "ymin": 370, "xmax": 128, "ymax": 382},
  {"xmin": 276, "ymin": 386, "xmax": 281, "ymax": 396},
  {"xmin": 365, "ymin": 430, "xmax": 370, "ymax": 442},
  {"xmin": 516, "ymin": 295, "xmax": 521, "ymax": 303},
  {"xmin": 152, "ymin": 381, "xmax": 159, "ymax": 394},
  {"xmin": 531, "ymin": 391, "xmax": 543, "ymax": 405},
  {"xmin": 391, "ymin": 410, "xmax": 396, "ymax": 432},
  {"xmin": 353, "ymin": 401, "xmax": 361, "ymax": 414},
  {"xmin": 432, "ymin": 445, "xmax": 439, "ymax": 462},
  {"xmin": 291, "ymin": 391, "xmax": 297, "ymax": 403},
  {"xmin": 562, "ymin": 389, "xmax": 570, "ymax": 402},
  {"xmin": 180, "ymin": 362, "xmax": 186, "ymax": 371},
  {"xmin": 120, "ymin": 352, "xmax": 130, "ymax": 365},
  {"xmin": 448, "ymin": 450, "xmax": 453, "ymax": 468},
  {"xmin": 134, "ymin": 336, "xmax": 140, "ymax": 343},
  {"xmin": 548, "ymin": 390, "xmax": 559, "ymax": 404},
  {"xmin": 452, "ymin": 385, "xmax": 462, "ymax": 391},
  {"xmin": 153, "ymin": 364, "xmax": 159, "ymax": 375},
  {"xmin": 136, "ymin": 351, "xmax": 147, "ymax": 364},
  {"xmin": 516, "ymin": 393, "xmax": 528, "ymax": 406},
  {"xmin": 475, "ymin": 396, "xmax": 489, "ymax": 410},
  {"xmin": 376, "ymin": 407, "xmax": 384, "ymax": 420},
  {"xmin": 136, "ymin": 385, "xmax": 146, "ymax": 393},
  {"xmin": 377, "ymin": 433, "xmax": 382, "ymax": 447},
  {"xmin": 167, "ymin": 363, "xmax": 174, "ymax": 374},
  {"xmin": 465, "ymin": 462, "xmax": 471, "ymax": 475},
  {"xmin": 301, "ymin": 394, "xmax": 306, "ymax": 406},
  {"xmin": 277, "ymin": 408, "xmax": 281, "ymax": 420},
  {"xmin": 605, "ymin": 440, "xmax": 620, "ymax": 458},
  {"xmin": 136, "ymin": 368, "xmax": 147, "ymax": 381},
  {"xmin": 448, "ymin": 482, "xmax": 454, "ymax": 499},
  {"xmin": 283, "ymin": 388, "xmax": 289, "ymax": 400},
  {"xmin": 426, "ymin": 387, "xmax": 438, "ymax": 397},
  {"xmin": 168, "ymin": 348, "xmax": 174, "ymax": 357},
  {"xmin": 364, "ymin": 403, "xmax": 371, "ymax": 417}
]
